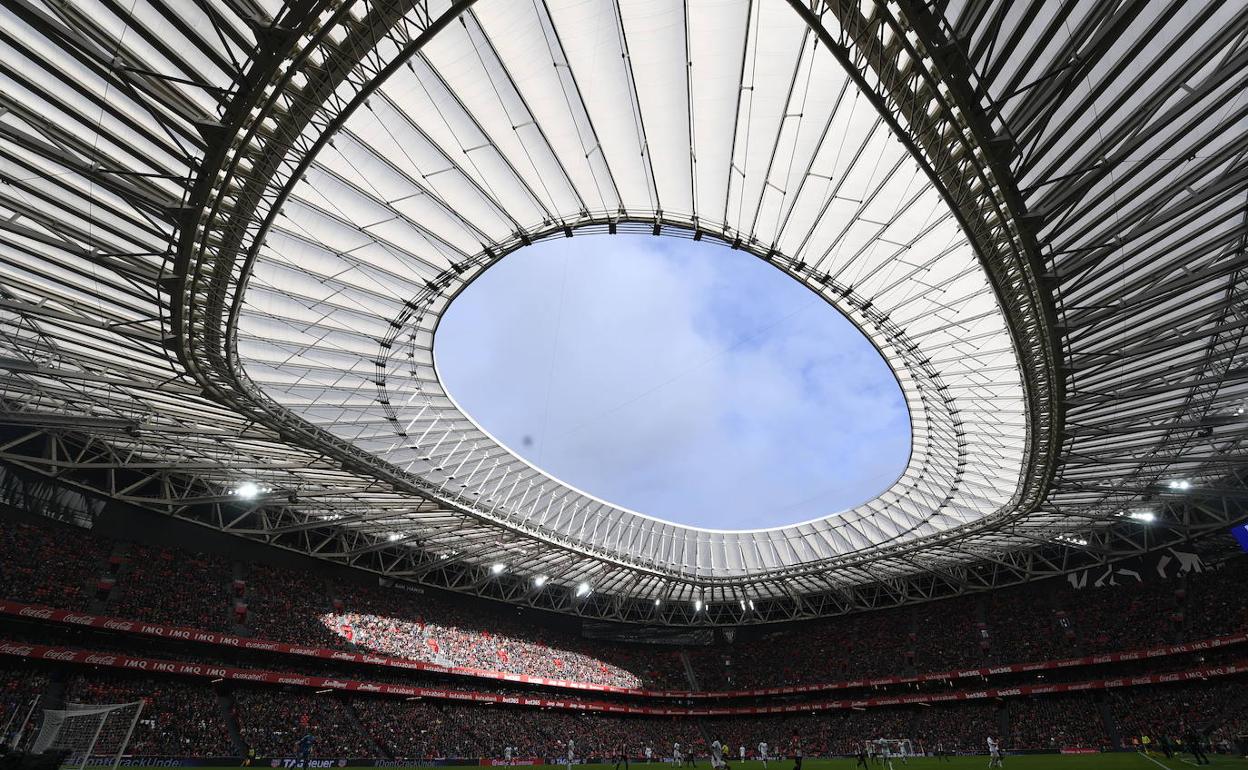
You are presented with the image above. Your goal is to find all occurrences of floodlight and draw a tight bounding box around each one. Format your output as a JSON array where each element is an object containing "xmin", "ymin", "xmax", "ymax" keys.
[{"xmin": 234, "ymin": 482, "xmax": 260, "ymax": 499}]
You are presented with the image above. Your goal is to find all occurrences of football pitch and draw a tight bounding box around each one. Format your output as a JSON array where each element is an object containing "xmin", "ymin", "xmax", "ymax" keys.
[{"xmin": 130, "ymin": 757, "xmax": 1246, "ymax": 770}]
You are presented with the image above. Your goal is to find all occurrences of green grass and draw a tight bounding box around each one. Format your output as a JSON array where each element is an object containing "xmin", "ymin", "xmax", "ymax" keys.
[
  {"xmin": 128, "ymin": 757, "xmax": 1246, "ymax": 770},
  {"xmin": 522, "ymin": 758, "xmax": 1225, "ymax": 770}
]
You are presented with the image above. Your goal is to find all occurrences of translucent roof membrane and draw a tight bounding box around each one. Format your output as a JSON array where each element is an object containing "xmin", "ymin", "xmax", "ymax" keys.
[
  {"xmin": 236, "ymin": 0, "xmax": 1027, "ymax": 577},
  {"xmin": 0, "ymin": 0, "xmax": 1242, "ymax": 619}
]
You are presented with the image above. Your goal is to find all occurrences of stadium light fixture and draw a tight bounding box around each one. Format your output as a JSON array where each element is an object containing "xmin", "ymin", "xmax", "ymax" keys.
[
  {"xmin": 694, "ymin": 599, "xmax": 703, "ymax": 612},
  {"xmin": 490, "ymin": 563, "xmax": 506, "ymax": 575},
  {"xmin": 1167, "ymin": 479, "xmax": 1192, "ymax": 491},
  {"xmin": 1129, "ymin": 511, "xmax": 1156, "ymax": 522},
  {"xmin": 234, "ymin": 481, "xmax": 260, "ymax": 499},
  {"xmin": 533, "ymin": 575, "xmax": 548, "ymax": 588},
  {"xmin": 748, "ymin": 599, "xmax": 755, "ymax": 610},
  {"xmin": 576, "ymin": 582, "xmax": 591, "ymax": 597},
  {"xmin": 387, "ymin": 533, "xmax": 402, "ymax": 542}
]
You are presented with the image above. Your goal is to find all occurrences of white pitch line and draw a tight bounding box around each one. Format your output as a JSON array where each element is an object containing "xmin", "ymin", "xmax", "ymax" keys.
[
  {"xmin": 1137, "ymin": 752, "xmax": 1179, "ymax": 770},
  {"xmin": 1138, "ymin": 752, "xmax": 1218, "ymax": 770}
]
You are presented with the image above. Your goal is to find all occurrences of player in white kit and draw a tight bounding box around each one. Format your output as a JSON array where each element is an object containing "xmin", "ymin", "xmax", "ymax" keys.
[
  {"xmin": 739, "ymin": 747, "xmax": 746, "ymax": 764},
  {"xmin": 709, "ymin": 740, "xmax": 725, "ymax": 770},
  {"xmin": 986, "ymin": 737, "xmax": 1003, "ymax": 768},
  {"xmin": 645, "ymin": 747, "xmax": 653, "ymax": 764},
  {"xmin": 879, "ymin": 740, "xmax": 895, "ymax": 770},
  {"xmin": 758, "ymin": 742, "xmax": 768, "ymax": 768},
  {"xmin": 565, "ymin": 739, "xmax": 575, "ymax": 770}
]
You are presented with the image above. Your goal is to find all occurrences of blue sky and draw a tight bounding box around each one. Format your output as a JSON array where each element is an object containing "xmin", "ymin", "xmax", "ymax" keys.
[{"xmin": 434, "ymin": 234, "xmax": 910, "ymax": 530}]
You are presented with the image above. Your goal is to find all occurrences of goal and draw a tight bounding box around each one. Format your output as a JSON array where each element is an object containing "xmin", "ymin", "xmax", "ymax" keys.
[
  {"xmin": 30, "ymin": 701, "xmax": 144, "ymax": 770},
  {"xmin": 865, "ymin": 739, "xmax": 914, "ymax": 758},
  {"xmin": 1, "ymin": 693, "xmax": 41, "ymax": 752}
]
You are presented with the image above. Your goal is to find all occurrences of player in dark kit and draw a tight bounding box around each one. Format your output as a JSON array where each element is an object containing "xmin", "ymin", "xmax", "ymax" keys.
[
  {"xmin": 855, "ymin": 747, "xmax": 869, "ymax": 768},
  {"xmin": 296, "ymin": 733, "xmax": 316, "ymax": 770},
  {"xmin": 614, "ymin": 741, "xmax": 630, "ymax": 770},
  {"xmin": 790, "ymin": 732, "xmax": 803, "ymax": 770},
  {"xmin": 1183, "ymin": 729, "xmax": 1210, "ymax": 765}
]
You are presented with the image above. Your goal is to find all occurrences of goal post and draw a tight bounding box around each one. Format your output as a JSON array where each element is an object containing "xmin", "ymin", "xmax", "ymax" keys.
[
  {"xmin": 30, "ymin": 701, "xmax": 144, "ymax": 770},
  {"xmin": 864, "ymin": 739, "xmax": 914, "ymax": 758},
  {"xmin": 2, "ymin": 694, "xmax": 42, "ymax": 752}
]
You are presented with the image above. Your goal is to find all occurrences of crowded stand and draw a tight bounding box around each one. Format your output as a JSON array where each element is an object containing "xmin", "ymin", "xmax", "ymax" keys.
[
  {"xmin": 1007, "ymin": 694, "xmax": 1106, "ymax": 752},
  {"xmin": 5, "ymin": 609, "xmax": 1247, "ymax": 719},
  {"xmin": 686, "ymin": 563, "xmax": 1247, "ymax": 691},
  {"xmin": 1182, "ymin": 565, "xmax": 1248, "ymax": 641},
  {"xmin": 2, "ymin": 513, "xmax": 1248, "ymax": 762},
  {"xmin": 827, "ymin": 709, "xmax": 917, "ymax": 755},
  {"xmin": 689, "ymin": 608, "xmax": 926, "ymax": 690},
  {"xmin": 14, "ymin": 609, "xmax": 1248, "ymax": 727},
  {"xmin": 983, "ymin": 590, "xmax": 1073, "ymax": 664},
  {"xmin": 65, "ymin": 673, "xmax": 233, "ymax": 756},
  {"xmin": 351, "ymin": 698, "xmax": 702, "ymax": 759},
  {"xmin": 3, "ymin": 515, "xmax": 1246, "ymax": 697},
  {"xmin": 909, "ymin": 598, "xmax": 983, "ymax": 673},
  {"xmin": 0, "ymin": 664, "xmax": 46, "ymax": 748},
  {"xmin": 110, "ymin": 544, "xmax": 231, "ymax": 632},
  {"xmin": 1070, "ymin": 580, "xmax": 1178, "ymax": 655},
  {"xmin": 350, "ymin": 697, "xmax": 463, "ymax": 759},
  {"xmin": 0, "ymin": 520, "xmax": 109, "ymax": 611},
  {"xmin": 242, "ymin": 563, "xmax": 336, "ymax": 644},
  {"xmin": 234, "ymin": 687, "xmax": 375, "ymax": 758},
  {"xmin": 339, "ymin": 699, "xmax": 1004, "ymax": 759},
  {"xmin": 321, "ymin": 582, "xmax": 654, "ymax": 688},
  {"xmin": 1110, "ymin": 680, "xmax": 1248, "ymax": 750},
  {"xmin": 911, "ymin": 701, "xmax": 1004, "ymax": 753},
  {"xmin": 699, "ymin": 709, "xmax": 917, "ymax": 757},
  {"xmin": 2, "ymin": 654, "xmax": 1248, "ymax": 759}
]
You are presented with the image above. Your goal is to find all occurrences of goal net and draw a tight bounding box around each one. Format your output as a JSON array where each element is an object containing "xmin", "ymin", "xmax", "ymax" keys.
[
  {"xmin": 865, "ymin": 739, "xmax": 914, "ymax": 757},
  {"xmin": 30, "ymin": 701, "xmax": 144, "ymax": 770},
  {"xmin": 2, "ymin": 693, "xmax": 41, "ymax": 752}
]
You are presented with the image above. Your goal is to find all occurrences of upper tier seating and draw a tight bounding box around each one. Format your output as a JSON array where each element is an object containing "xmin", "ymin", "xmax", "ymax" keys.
[{"xmin": 2, "ymin": 513, "xmax": 1244, "ymax": 692}]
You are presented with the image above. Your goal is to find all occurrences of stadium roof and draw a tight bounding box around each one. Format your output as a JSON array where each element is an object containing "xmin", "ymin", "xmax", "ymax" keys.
[{"xmin": 0, "ymin": 0, "xmax": 1245, "ymax": 624}]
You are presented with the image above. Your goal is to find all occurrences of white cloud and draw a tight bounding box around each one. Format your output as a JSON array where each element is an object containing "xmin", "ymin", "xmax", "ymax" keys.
[{"xmin": 435, "ymin": 234, "xmax": 909, "ymax": 529}]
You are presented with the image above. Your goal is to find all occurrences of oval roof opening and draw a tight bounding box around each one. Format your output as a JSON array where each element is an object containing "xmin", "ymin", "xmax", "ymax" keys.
[{"xmin": 434, "ymin": 233, "xmax": 910, "ymax": 530}]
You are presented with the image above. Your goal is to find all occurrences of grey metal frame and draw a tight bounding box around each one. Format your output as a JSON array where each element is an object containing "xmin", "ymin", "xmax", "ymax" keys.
[{"xmin": 0, "ymin": 0, "xmax": 1244, "ymax": 624}]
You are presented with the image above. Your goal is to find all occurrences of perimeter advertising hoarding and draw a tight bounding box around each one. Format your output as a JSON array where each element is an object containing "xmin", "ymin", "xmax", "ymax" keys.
[
  {"xmin": 83, "ymin": 759, "xmax": 478, "ymax": 768},
  {"xmin": 4, "ymin": 600, "xmax": 1245, "ymax": 702}
]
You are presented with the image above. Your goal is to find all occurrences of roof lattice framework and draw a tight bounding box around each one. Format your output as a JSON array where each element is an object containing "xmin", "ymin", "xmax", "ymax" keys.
[{"xmin": 0, "ymin": 0, "xmax": 1244, "ymax": 624}]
